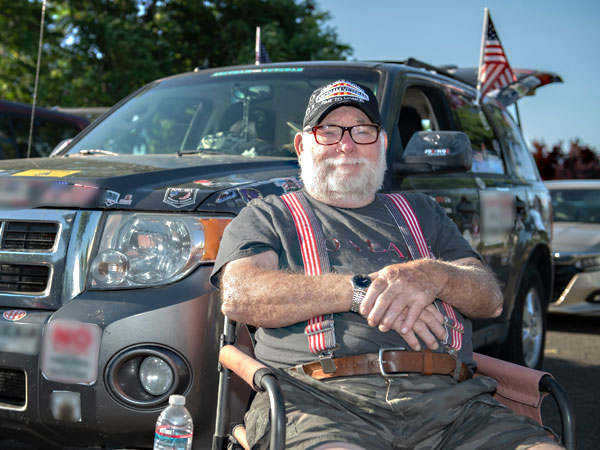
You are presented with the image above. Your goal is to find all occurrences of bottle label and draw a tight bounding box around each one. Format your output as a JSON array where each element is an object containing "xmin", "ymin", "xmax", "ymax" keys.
[{"xmin": 154, "ymin": 425, "xmax": 192, "ymax": 450}]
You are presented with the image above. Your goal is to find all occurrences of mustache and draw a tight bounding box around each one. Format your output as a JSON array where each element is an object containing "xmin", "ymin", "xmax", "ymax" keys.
[{"xmin": 322, "ymin": 157, "xmax": 369, "ymax": 167}]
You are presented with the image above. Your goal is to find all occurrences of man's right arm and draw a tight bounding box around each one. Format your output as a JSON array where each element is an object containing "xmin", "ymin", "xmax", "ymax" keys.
[{"xmin": 219, "ymin": 250, "xmax": 353, "ymax": 328}]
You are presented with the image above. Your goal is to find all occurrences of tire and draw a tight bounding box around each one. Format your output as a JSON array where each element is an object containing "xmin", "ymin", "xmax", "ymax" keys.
[{"xmin": 500, "ymin": 269, "xmax": 547, "ymax": 369}]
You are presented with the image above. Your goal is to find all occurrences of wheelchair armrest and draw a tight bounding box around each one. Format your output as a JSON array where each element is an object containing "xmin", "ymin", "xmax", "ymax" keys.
[
  {"xmin": 218, "ymin": 344, "xmax": 286, "ymax": 450},
  {"xmin": 220, "ymin": 344, "xmax": 268, "ymax": 390},
  {"xmin": 540, "ymin": 375, "xmax": 576, "ymax": 450}
]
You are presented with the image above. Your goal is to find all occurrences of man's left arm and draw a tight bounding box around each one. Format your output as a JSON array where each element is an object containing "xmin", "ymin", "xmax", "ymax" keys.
[{"xmin": 360, "ymin": 257, "xmax": 503, "ymax": 335}]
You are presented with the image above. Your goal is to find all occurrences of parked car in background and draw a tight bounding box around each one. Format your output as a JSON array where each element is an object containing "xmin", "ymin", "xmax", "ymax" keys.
[
  {"xmin": 0, "ymin": 100, "xmax": 89, "ymax": 159},
  {"xmin": 52, "ymin": 106, "xmax": 111, "ymax": 123},
  {"xmin": 546, "ymin": 179, "xmax": 600, "ymax": 315},
  {"xmin": 0, "ymin": 60, "xmax": 558, "ymax": 449}
]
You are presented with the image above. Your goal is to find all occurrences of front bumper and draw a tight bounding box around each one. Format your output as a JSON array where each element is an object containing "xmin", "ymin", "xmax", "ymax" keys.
[
  {"xmin": 549, "ymin": 269, "xmax": 600, "ymax": 315},
  {"xmin": 0, "ymin": 266, "xmax": 223, "ymax": 449}
]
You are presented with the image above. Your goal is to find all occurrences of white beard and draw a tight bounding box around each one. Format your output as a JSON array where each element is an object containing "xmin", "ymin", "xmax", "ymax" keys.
[{"xmin": 299, "ymin": 140, "xmax": 387, "ymax": 206}]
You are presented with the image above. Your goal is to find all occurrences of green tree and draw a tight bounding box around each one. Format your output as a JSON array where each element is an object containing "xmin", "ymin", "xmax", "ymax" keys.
[{"xmin": 0, "ymin": 0, "xmax": 351, "ymax": 107}]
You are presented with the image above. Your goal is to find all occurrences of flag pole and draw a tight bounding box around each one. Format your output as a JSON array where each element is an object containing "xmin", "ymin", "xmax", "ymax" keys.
[
  {"xmin": 476, "ymin": 8, "xmax": 488, "ymax": 104},
  {"xmin": 255, "ymin": 26, "xmax": 261, "ymax": 65}
]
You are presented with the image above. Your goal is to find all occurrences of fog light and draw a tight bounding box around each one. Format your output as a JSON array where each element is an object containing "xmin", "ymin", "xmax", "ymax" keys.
[{"xmin": 139, "ymin": 356, "xmax": 174, "ymax": 396}]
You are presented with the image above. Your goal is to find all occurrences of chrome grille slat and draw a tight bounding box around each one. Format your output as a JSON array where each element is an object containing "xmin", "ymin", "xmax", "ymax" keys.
[
  {"xmin": 0, "ymin": 264, "xmax": 49, "ymax": 293},
  {"xmin": 1, "ymin": 221, "xmax": 58, "ymax": 250},
  {"xmin": 0, "ymin": 368, "xmax": 26, "ymax": 408},
  {"xmin": 0, "ymin": 210, "xmax": 82, "ymax": 307}
]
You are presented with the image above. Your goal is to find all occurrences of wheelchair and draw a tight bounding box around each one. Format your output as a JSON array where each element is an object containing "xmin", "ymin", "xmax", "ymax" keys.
[{"xmin": 212, "ymin": 317, "xmax": 576, "ymax": 450}]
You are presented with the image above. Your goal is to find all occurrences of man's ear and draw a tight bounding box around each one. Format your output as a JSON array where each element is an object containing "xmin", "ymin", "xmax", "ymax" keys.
[
  {"xmin": 294, "ymin": 132, "xmax": 304, "ymax": 157},
  {"xmin": 382, "ymin": 130, "xmax": 389, "ymax": 154}
]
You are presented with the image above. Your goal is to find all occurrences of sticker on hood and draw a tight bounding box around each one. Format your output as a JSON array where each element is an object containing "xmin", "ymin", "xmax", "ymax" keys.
[{"xmin": 163, "ymin": 188, "xmax": 199, "ymax": 208}]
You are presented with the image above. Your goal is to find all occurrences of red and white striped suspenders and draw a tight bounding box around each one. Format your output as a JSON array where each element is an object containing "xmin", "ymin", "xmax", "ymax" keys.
[
  {"xmin": 380, "ymin": 194, "xmax": 464, "ymax": 351},
  {"xmin": 279, "ymin": 192, "xmax": 337, "ymax": 361},
  {"xmin": 280, "ymin": 191, "xmax": 464, "ymax": 365}
]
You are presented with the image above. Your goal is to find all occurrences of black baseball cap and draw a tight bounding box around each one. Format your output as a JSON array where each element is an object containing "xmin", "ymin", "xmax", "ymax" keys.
[{"xmin": 302, "ymin": 79, "xmax": 382, "ymax": 129}]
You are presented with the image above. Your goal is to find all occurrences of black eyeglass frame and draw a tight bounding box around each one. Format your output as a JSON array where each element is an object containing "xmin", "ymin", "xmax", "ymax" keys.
[{"xmin": 306, "ymin": 124, "xmax": 382, "ymax": 145}]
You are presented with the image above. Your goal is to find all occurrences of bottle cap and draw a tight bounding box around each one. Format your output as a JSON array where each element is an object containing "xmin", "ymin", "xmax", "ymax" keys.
[{"xmin": 169, "ymin": 394, "xmax": 186, "ymax": 406}]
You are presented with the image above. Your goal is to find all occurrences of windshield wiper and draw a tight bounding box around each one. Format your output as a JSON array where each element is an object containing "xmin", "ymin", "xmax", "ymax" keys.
[
  {"xmin": 176, "ymin": 149, "xmax": 219, "ymax": 156},
  {"xmin": 79, "ymin": 149, "xmax": 118, "ymax": 156}
]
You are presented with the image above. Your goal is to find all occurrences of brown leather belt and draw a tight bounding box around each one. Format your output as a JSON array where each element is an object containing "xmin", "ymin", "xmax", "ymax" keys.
[{"xmin": 291, "ymin": 349, "xmax": 471, "ymax": 382}]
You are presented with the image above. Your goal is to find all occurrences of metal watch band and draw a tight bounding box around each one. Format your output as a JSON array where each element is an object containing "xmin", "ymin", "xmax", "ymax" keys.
[{"xmin": 350, "ymin": 289, "xmax": 366, "ymax": 313}]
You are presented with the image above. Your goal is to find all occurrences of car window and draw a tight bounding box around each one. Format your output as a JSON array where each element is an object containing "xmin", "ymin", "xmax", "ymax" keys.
[
  {"xmin": 398, "ymin": 87, "xmax": 442, "ymax": 148},
  {"xmin": 550, "ymin": 189, "xmax": 600, "ymax": 224},
  {"xmin": 65, "ymin": 69, "xmax": 381, "ymax": 158},
  {"xmin": 447, "ymin": 90, "xmax": 505, "ymax": 174},
  {"xmin": 0, "ymin": 111, "xmax": 85, "ymax": 159},
  {"xmin": 0, "ymin": 114, "xmax": 18, "ymax": 159},
  {"xmin": 487, "ymin": 105, "xmax": 540, "ymax": 181}
]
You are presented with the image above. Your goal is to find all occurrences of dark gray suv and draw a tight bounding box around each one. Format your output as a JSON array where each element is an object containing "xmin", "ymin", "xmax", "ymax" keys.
[{"xmin": 0, "ymin": 60, "xmax": 559, "ymax": 449}]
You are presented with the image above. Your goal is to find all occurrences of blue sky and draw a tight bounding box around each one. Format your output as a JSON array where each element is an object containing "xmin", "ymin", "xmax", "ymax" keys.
[{"xmin": 318, "ymin": 0, "xmax": 600, "ymax": 153}]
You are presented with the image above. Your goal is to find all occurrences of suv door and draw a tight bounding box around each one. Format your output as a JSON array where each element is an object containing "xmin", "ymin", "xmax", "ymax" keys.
[
  {"xmin": 447, "ymin": 89, "xmax": 551, "ymax": 369},
  {"xmin": 483, "ymin": 102, "xmax": 553, "ymax": 369},
  {"xmin": 387, "ymin": 78, "xmax": 482, "ymax": 299}
]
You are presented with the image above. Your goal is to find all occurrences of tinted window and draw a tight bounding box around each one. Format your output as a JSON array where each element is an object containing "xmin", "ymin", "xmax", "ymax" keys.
[
  {"xmin": 447, "ymin": 90, "xmax": 505, "ymax": 174},
  {"xmin": 550, "ymin": 189, "xmax": 600, "ymax": 224},
  {"xmin": 398, "ymin": 87, "xmax": 443, "ymax": 149},
  {"xmin": 0, "ymin": 111, "xmax": 85, "ymax": 159},
  {"xmin": 65, "ymin": 69, "xmax": 381, "ymax": 158},
  {"xmin": 488, "ymin": 106, "xmax": 539, "ymax": 181}
]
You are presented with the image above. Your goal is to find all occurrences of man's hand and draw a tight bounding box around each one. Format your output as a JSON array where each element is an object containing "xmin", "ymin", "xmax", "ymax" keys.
[
  {"xmin": 358, "ymin": 257, "xmax": 503, "ymax": 346},
  {"xmin": 362, "ymin": 261, "xmax": 439, "ymax": 335},
  {"xmin": 388, "ymin": 304, "xmax": 447, "ymax": 351}
]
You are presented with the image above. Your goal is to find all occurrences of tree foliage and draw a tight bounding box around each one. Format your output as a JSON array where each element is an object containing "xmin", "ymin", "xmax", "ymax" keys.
[{"xmin": 0, "ymin": 0, "xmax": 351, "ymax": 107}]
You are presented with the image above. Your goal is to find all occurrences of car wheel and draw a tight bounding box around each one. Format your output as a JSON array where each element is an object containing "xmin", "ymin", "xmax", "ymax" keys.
[{"xmin": 500, "ymin": 269, "xmax": 547, "ymax": 369}]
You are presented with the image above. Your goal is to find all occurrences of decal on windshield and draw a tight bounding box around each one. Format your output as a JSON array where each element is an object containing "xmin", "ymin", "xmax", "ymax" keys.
[{"xmin": 211, "ymin": 67, "xmax": 304, "ymax": 77}]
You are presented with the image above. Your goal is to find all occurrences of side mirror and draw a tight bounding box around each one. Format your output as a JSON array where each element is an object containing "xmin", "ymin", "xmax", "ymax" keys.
[{"xmin": 394, "ymin": 131, "xmax": 472, "ymax": 175}]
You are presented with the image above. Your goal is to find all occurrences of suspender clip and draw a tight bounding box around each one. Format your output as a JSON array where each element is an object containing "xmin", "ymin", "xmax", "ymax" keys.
[{"xmin": 318, "ymin": 349, "xmax": 337, "ymax": 373}]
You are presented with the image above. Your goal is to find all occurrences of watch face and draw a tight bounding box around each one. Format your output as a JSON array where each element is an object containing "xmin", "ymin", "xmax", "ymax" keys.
[{"xmin": 352, "ymin": 274, "xmax": 372, "ymax": 289}]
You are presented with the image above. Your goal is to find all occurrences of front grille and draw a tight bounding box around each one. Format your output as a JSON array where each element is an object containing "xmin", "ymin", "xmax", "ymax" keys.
[
  {"xmin": 0, "ymin": 264, "xmax": 50, "ymax": 293},
  {"xmin": 1, "ymin": 221, "xmax": 58, "ymax": 250},
  {"xmin": 0, "ymin": 368, "xmax": 26, "ymax": 407}
]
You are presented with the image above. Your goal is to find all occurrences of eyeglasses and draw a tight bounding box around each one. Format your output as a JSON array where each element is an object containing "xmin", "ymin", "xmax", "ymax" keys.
[{"xmin": 307, "ymin": 124, "xmax": 381, "ymax": 145}]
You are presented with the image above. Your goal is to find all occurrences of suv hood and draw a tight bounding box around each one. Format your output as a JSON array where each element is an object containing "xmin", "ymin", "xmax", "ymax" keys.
[{"xmin": 0, "ymin": 154, "xmax": 300, "ymax": 211}]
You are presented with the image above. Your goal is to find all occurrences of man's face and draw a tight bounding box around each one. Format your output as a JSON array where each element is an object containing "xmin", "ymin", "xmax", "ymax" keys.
[{"xmin": 295, "ymin": 106, "xmax": 387, "ymax": 207}]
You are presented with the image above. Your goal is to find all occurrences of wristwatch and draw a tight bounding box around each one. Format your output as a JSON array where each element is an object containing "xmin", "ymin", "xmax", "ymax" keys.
[{"xmin": 350, "ymin": 274, "xmax": 372, "ymax": 313}]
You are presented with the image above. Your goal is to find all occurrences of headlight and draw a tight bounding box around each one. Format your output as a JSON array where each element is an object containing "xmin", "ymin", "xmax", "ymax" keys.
[
  {"xmin": 575, "ymin": 254, "xmax": 600, "ymax": 270},
  {"xmin": 89, "ymin": 213, "xmax": 231, "ymax": 289}
]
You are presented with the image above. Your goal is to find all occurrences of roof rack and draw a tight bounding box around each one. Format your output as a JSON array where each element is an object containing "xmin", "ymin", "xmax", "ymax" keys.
[{"xmin": 380, "ymin": 58, "xmax": 466, "ymax": 84}]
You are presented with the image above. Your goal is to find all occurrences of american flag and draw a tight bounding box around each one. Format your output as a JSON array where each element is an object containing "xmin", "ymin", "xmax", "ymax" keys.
[
  {"xmin": 477, "ymin": 9, "xmax": 516, "ymax": 101},
  {"xmin": 255, "ymin": 26, "xmax": 271, "ymax": 65}
]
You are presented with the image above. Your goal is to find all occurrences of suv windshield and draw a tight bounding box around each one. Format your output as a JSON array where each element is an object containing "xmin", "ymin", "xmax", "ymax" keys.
[
  {"xmin": 65, "ymin": 67, "xmax": 381, "ymax": 158},
  {"xmin": 550, "ymin": 188, "xmax": 600, "ymax": 224}
]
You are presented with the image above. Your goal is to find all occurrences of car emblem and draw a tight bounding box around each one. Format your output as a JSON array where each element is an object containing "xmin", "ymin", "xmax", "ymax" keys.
[{"xmin": 3, "ymin": 310, "xmax": 27, "ymax": 321}]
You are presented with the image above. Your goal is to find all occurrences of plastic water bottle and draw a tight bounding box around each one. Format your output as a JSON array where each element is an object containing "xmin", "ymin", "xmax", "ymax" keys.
[{"xmin": 153, "ymin": 394, "xmax": 193, "ymax": 450}]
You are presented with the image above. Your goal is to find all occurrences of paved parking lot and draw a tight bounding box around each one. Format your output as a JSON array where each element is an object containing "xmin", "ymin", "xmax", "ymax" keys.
[{"xmin": 542, "ymin": 313, "xmax": 600, "ymax": 450}]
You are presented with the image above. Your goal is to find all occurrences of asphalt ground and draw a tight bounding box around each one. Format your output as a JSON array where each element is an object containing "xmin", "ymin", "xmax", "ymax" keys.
[
  {"xmin": 2, "ymin": 313, "xmax": 598, "ymax": 449},
  {"xmin": 541, "ymin": 313, "xmax": 600, "ymax": 450}
]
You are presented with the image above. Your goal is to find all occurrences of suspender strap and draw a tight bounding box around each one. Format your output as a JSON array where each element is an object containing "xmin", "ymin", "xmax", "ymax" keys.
[
  {"xmin": 379, "ymin": 193, "xmax": 429, "ymax": 260},
  {"xmin": 379, "ymin": 193, "xmax": 463, "ymax": 351},
  {"xmin": 280, "ymin": 192, "xmax": 337, "ymax": 358}
]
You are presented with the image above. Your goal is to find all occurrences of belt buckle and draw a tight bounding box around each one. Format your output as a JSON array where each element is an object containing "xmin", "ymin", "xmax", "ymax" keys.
[{"xmin": 378, "ymin": 347, "xmax": 407, "ymax": 377}]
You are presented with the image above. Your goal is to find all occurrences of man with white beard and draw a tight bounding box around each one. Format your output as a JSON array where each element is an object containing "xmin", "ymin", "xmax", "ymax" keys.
[{"xmin": 211, "ymin": 80, "xmax": 561, "ymax": 450}]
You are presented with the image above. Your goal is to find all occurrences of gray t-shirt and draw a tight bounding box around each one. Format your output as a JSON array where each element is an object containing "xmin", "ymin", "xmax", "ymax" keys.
[{"xmin": 211, "ymin": 191, "xmax": 481, "ymax": 368}]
